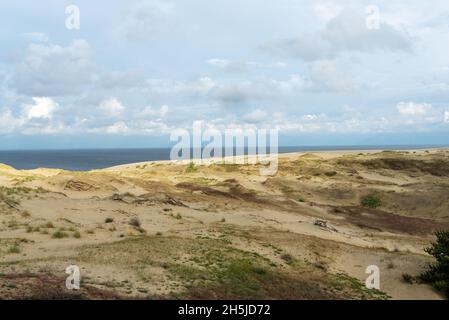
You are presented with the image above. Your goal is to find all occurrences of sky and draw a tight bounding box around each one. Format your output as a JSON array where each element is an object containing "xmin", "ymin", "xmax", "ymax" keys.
[{"xmin": 1, "ymin": 0, "xmax": 449, "ymax": 149}]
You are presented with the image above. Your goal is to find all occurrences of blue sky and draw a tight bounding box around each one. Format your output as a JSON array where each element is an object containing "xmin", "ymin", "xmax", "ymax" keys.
[{"xmin": 1, "ymin": 0, "xmax": 449, "ymax": 149}]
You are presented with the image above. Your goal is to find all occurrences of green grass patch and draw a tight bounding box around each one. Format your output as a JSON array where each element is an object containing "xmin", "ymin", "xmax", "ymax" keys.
[{"xmin": 361, "ymin": 194, "xmax": 381, "ymax": 208}]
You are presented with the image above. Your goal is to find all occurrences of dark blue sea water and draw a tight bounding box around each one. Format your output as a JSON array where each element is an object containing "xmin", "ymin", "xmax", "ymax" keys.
[{"xmin": 0, "ymin": 145, "xmax": 444, "ymax": 171}]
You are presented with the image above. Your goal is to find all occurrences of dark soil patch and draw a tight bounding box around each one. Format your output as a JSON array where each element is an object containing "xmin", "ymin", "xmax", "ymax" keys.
[{"xmin": 335, "ymin": 206, "xmax": 449, "ymax": 236}]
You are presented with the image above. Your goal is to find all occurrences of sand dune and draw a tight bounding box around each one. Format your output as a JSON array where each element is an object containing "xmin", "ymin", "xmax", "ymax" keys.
[{"xmin": 0, "ymin": 148, "xmax": 448, "ymax": 299}]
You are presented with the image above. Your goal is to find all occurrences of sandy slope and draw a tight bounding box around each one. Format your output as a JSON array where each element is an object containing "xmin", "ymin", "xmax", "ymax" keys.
[{"xmin": 0, "ymin": 148, "xmax": 448, "ymax": 299}]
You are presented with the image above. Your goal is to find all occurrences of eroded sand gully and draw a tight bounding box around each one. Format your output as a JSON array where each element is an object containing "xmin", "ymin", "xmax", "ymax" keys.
[{"xmin": 0, "ymin": 149, "xmax": 448, "ymax": 299}]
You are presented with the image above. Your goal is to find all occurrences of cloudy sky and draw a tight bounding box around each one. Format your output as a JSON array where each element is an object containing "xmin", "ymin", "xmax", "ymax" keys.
[{"xmin": 1, "ymin": 0, "xmax": 449, "ymax": 149}]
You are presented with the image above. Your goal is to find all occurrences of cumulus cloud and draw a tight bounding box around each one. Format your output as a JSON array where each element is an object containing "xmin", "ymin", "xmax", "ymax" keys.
[
  {"xmin": 139, "ymin": 105, "xmax": 169, "ymax": 118},
  {"xmin": 262, "ymin": 10, "xmax": 412, "ymax": 61},
  {"xmin": 99, "ymin": 98, "xmax": 125, "ymax": 117},
  {"xmin": 23, "ymin": 97, "xmax": 58, "ymax": 120},
  {"xmin": 13, "ymin": 39, "xmax": 95, "ymax": 96},
  {"xmin": 106, "ymin": 122, "xmax": 129, "ymax": 134},
  {"xmin": 0, "ymin": 97, "xmax": 64, "ymax": 135},
  {"xmin": 396, "ymin": 102, "xmax": 432, "ymax": 116},
  {"xmin": 0, "ymin": 107, "xmax": 22, "ymax": 134},
  {"xmin": 2, "ymin": 1, "xmax": 449, "ymax": 144},
  {"xmin": 0, "ymin": 97, "xmax": 175, "ymax": 136}
]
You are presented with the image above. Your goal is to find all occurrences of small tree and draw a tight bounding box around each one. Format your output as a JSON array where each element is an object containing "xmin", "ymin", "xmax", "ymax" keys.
[{"xmin": 420, "ymin": 230, "xmax": 449, "ymax": 298}]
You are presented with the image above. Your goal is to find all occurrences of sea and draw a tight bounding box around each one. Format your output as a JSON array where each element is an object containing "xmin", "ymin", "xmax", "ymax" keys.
[{"xmin": 0, "ymin": 145, "xmax": 445, "ymax": 171}]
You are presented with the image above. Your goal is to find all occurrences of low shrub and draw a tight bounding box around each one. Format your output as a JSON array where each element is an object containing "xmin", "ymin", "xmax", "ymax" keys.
[
  {"xmin": 129, "ymin": 217, "xmax": 141, "ymax": 228},
  {"xmin": 52, "ymin": 230, "xmax": 69, "ymax": 239},
  {"xmin": 361, "ymin": 194, "xmax": 381, "ymax": 208},
  {"xmin": 402, "ymin": 273, "xmax": 414, "ymax": 284}
]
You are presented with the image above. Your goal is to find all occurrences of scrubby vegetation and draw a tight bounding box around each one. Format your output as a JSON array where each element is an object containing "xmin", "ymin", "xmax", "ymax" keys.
[
  {"xmin": 361, "ymin": 158, "xmax": 449, "ymax": 177},
  {"xmin": 361, "ymin": 194, "xmax": 381, "ymax": 208},
  {"xmin": 7, "ymin": 245, "xmax": 21, "ymax": 254},
  {"xmin": 129, "ymin": 217, "xmax": 141, "ymax": 228},
  {"xmin": 52, "ymin": 230, "xmax": 69, "ymax": 239},
  {"xmin": 75, "ymin": 235, "xmax": 386, "ymax": 299},
  {"xmin": 73, "ymin": 231, "xmax": 81, "ymax": 239},
  {"xmin": 420, "ymin": 230, "xmax": 449, "ymax": 298},
  {"xmin": 185, "ymin": 162, "xmax": 197, "ymax": 173},
  {"xmin": 402, "ymin": 273, "xmax": 414, "ymax": 284},
  {"xmin": 129, "ymin": 217, "xmax": 145, "ymax": 233}
]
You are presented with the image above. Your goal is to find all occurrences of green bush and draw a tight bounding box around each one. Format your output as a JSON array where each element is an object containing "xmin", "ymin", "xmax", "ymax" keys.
[
  {"xmin": 420, "ymin": 230, "xmax": 449, "ymax": 298},
  {"xmin": 361, "ymin": 194, "xmax": 381, "ymax": 208},
  {"xmin": 52, "ymin": 230, "xmax": 69, "ymax": 239}
]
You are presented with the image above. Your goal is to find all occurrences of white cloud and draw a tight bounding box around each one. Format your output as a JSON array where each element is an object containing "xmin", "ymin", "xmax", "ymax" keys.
[
  {"xmin": 106, "ymin": 122, "xmax": 129, "ymax": 134},
  {"xmin": 160, "ymin": 105, "xmax": 169, "ymax": 117},
  {"xmin": 396, "ymin": 102, "xmax": 432, "ymax": 116},
  {"xmin": 444, "ymin": 111, "xmax": 449, "ymax": 123},
  {"xmin": 0, "ymin": 98, "xmax": 66, "ymax": 135},
  {"xmin": 23, "ymin": 97, "xmax": 58, "ymax": 119},
  {"xmin": 3, "ymin": 1, "xmax": 449, "ymax": 144},
  {"xmin": 99, "ymin": 98, "xmax": 125, "ymax": 117},
  {"xmin": 301, "ymin": 113, "xmax": 326, "ymax": 121},
  {"xmin": 139, "ymin": 105, "xmax": 169, "ymax": 118},
  {"xmin": 13, "ymin": 39, "xmax": 95, "ymax": 96},
  {"xmin": 0, "ymin": 107, "xmax": 22, "ymax": 133}
]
